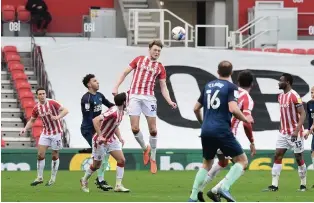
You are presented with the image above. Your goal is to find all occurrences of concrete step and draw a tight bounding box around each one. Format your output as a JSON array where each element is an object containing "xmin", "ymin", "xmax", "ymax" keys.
[
  {"xmin": 1, "ymin": 108, "xmax": 23, "ymax": 118},
  {"xmin": 124, "ymin": 4, "xmax": 149, "ymax": 9},
  {"xmin": 1, "ymin": 89, "xmax": 35, "ymax": 99},
  {"xmin": 1, "ymin": 70, "xmax": 36, "ymax": 80},
  {"xmin": 1, "ymin": 79, "xmax": 37, "ymax": 85},
  {"xmin": 2, "ymin": 136, "xmax": 31, "ymax": 141},
  {"xmin": 138, "ymin": 33, "xmax": 158, "ymax": 38},
  {"xmin": 19, "ymin": 52, "xmax": 31, "ymax": 58},
  {"xmin": 3, "ymin": 141, "xmax": 33, "ymax": 148},
  {"xmin": 1, "ymin": 118, "xmax": 24, "ymax": 128},
  {"xmin": 1, "ymin": 79, "xmax": 38, "ymax": 90},
  {"xmin": 1, "ymin": 127, "xmax": 24, "ymax": 137}
]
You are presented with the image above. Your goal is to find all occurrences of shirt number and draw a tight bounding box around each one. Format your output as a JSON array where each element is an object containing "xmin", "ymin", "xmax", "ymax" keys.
[{"xmin": 206, "ymin": 90, "xmax": 221, "ymax": 109}]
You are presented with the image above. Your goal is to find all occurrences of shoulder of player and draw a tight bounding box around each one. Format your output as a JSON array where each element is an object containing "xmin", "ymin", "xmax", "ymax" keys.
[
  {"xmin": 290, "ymin": 89, "xmax": 301, "ymax": 97},
  {"xmin": 81, "ymin": 92, "xmax": 90, "ymax": 101}
]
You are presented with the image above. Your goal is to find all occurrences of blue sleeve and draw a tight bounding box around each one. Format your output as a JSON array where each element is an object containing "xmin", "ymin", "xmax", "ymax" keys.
[
  {"xmin": 197, "ymin": 88, "xmax": 205, "ymax": 106},
  {"xmin": 100, "ymin": 93, "xmax": 114, "ymax": 108},
  {"xmin": 81, "ymin": 94, "xmax": 91, "ymax": 117},
  {"xmin": 307, "ymin": 102, "xmax": 313, "ymax": 130},
  {"xmin": 228, "ymin": 83, "xmax": 239, "ymax": 103}
]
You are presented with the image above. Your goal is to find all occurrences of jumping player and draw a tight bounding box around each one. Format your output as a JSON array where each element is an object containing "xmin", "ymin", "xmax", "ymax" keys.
[
  {"xmin": 305, "ymin": 86, "xmax": 314, "ymax": 188},
  {"xmin": 188, "ymin": 61, "xmax": 254, "ymax": 202},
  {"xmin": 20, "ymin": 87, "xmax": 69, "ymax": 186},
  {"xmin": 80, "ymin": 74, "xmax": 114, "ymax": 191},
  {"xmin": 80, "ymin": 93, "xmax": 129, "ymax": 193},
  {"xmin": 197, "ymin": 70, "xmax": 256, "ymax": 202},
  {"xmin": 266, "ymin": 73, "xmax": 307, "ymax": 192},
  {"xmin": 112, "ymin": 40, "xmax": 177, "ymax": 174}
]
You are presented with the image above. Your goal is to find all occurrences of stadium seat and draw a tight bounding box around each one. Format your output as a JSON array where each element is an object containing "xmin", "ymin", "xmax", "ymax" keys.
[
  {"xmin": 32, "ymin": 120, "xmax": 43, "ymax": 145},
  {"xmin": 21, "ymin": 99, "xmax": 36, "ymax": 109},
  {"xmin": 5, "ymin": 54, "xmax": 21, "ymax": 63},
  {"xmin": 292, "ymin": 48, "xmax": 306, "ymax": 55},
  {"xmin": 278, "ymin": 48, "xmax": 292, "ymax": 54},
  {"xmin": 1, "ymin": 138, "xmax": 5, "ymax": 147},
  {"xmin": 12, "ymin": 72, "xmax": 28, "ymax": 82},
  {"xmin": 18, "ymin": 90, "xmax": 34, "ymax": 100},
  {"xmin": 3, "ymin": 46, "xmax": 17, "ymax": 53},
  {"xmin": 2, "ymin": 5, "xmax": 16, "ymax": 36},
  {"xmin": 8, "ymin": 63, "xmax": 24, "ymax": 72},
  {"xmin": 235, "ymin": 48, "xmax": 248, "ymax": 51},
  {"xmin": 251, "ymin": 48, "xmax": 262, "ymax": 51},
  {"xmin": 307, "ymin": 48, "xmax": 314, "ymax": 55},
  {"xmin": 17, "ymin": 5, "xmax": 31, "ymax": 36},
  {"xmin": 16, "ymin": 81, "xmax": 31, "ymax": 91},
  {"xmin": 264, "ymin": 48, "xmax": 277, "ymax": 52}
]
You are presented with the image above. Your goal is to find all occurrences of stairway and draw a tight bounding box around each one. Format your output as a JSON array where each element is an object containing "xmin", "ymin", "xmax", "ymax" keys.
[
  {"xmin": 120, "ymin": 0, "xmax": 159, "ymax": 45},
  {"xmin": 1, "ymin": 52, "xmax": 37, "ymax": 148}
]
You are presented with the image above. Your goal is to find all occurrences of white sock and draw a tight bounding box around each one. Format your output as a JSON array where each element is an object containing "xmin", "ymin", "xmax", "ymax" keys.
[
  {"xmin": 51, "ymin": 159, "xmax": 60, "ymax": 181},
  {"xmin": 199, "ymin": 162, "xmax": 224, "ymax": 192},
  {"xmin": 116, "ymin": 166, "xmax": 124, "ymax": 186},
  {"xmin": 37, "ymin": 159, "xmax": 45, "ymax": 179},
  {"xmin": 149, "ymin": 136, "xmax": 157, "ymax": 161},
  {"xmin": 134, "ymin": 131, "xmax": 147, "ymax": 150},
  {"xmin": 83, "ymin": 166, "xmax": 95, "ymax": 182},
  {"xmin": 271, "ymin": 163, "xmax": 282, "ymax": 187},
  {"xmin": 298, "ymin": 163, "xmax": 307, "ymax": 186},
  {"xmin": 211, "ymin": 178, "xmax": 225, "ymax": 194}
]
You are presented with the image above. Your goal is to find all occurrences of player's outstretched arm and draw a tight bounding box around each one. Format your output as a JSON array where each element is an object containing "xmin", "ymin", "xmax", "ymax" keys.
[
  {"xmin": 92, "ymin": 115, "xmax": 104, "ymax": 136},
  {"xmin": 229, "ymin": 101, "xmax": 253, "ymax": 123},
  {"xmin": 20, "ymin": 117, "xmax": 37, "ymax": 136},
  {"xmin": 112, "ymin": 67, "xmax": 133, "ymax": 95},
  {"xmin": 193, "ymin": 102, "xmax": 203, "ymax": 125},
  {"xmin": 159, "ymin": 79, "xmax": 177, "ymax": 109}
]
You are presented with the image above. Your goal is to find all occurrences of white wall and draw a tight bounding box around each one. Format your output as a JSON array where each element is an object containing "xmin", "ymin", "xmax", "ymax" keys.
[{"xmin": 2, "ymin": 37, "xmax": 313, "ymax": 151}]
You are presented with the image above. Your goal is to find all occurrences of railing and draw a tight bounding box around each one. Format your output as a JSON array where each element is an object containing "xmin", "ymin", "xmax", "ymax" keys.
[
  {"xmin": 230, "ymin": 15, "xmax": 279, "ymax": 49},
  {"xmin": 128, "ymin": 9, "xmax": 194, "ymax": 47},
  {"xmin": 31, "ymin": 38, "xmax": 70, "ymax": 147}
]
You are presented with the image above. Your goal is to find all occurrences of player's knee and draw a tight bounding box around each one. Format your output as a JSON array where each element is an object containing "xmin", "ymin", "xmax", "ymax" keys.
[
  {"xmin": 149, "ymin": 130, "xmax": 157, "ymax": 137},
  {"xmin": 37, "ymin": 154, "xmax": 45, "ymax": 160},
  {"xmin": 117, "ymin": 158, "xmax": 126, "ymax": 167},
  {"xmin": 131, "ymin": 127, "xmax": 140, "ymax": 135},
  {"xmin": 274, "ymin": 154, "xmax": 283, "ymax": 162}
]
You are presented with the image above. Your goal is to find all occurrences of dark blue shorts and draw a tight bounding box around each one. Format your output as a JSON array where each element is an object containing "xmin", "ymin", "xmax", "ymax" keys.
[
  {"xmin": 201, "ymin": 134, "xmax": 244, "ymax": 160},
  {"xmin": 80, "ymin": 127, "xmax": 95, "ymax": 147}
]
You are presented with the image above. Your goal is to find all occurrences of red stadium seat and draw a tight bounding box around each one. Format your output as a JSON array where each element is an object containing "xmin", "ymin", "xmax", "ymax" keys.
[
  {"xmin": 251, "ymin": 48, "xmax": 262, "ymax": 51},
  {"xmin": 264, "ymin": 48, "xmax": 277, "ymax": 52},
  {"xmin": 3, "ymin": 46, "xmax": 17, "ymax": 53},
  {"xmin": 278, "ymin": 48, "xmax": 292, "ymax": 54},
  {"xmin": 307, "ymin": 48, "xmax": 314, "ymax": 55},
  {"xmin": 12, "ymin": 72, "xmax": 27, "ymax": 82},
  {"xmin": 8, "ymin": 63, "xmax": 24, "ymax": 72},
  {"xmin": 21, "ymin": 99, "xmax": 36, "ymax": 109},
  {"xmin": 5, "ymin": 54, "xmax": 21, "ymax": 63},
  {"xmin": 1, "ymin": 138, "xmax": 5, "ymax": 147},
  {"xmin": 2, "ymin": 5, "xmax": 16, "ymax": 22},
  {"xmin": 32, "ymin": 119, "xmax": 43, "ymax": 143},
  {"xmin": 24, "ymin": 107, "xmax": 33, "ymax": 119},
  {"xmin": 16, "ymin": 81, "xmax": 31, "ymax": 91},
  {"xmin": 17, "ymin": 5, "xmax": 31, "ymax": 22},
  {"xmin": 4, "ymin": 51, "xmax": 18, "ymax": 58},
  {"xmin": 292, "ymin": 48, "xmax": 306, "ymax": 55},
  {"xmin": 18, "ymin": 90, "xmax": 34, "ymax": 100},
  {"xmin": 235, "ymin": 48, "xmax": 249, "ymax": 51}
]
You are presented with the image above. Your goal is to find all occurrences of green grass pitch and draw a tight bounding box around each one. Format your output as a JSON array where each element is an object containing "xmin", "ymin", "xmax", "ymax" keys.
[{"xmin": 1, "ymin": 171, "xmax": 314, "ymax": 202}]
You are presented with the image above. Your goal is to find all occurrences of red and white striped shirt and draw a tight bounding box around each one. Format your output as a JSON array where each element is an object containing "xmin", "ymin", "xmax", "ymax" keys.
[
  {"xmin": 278, "ymin": 89, "xmax": 304, "ymax": 136},
  {"xmin": 129, "ymin": 56, "xmax": 166, "ymax": 96},
  {"xmin": 94, "ymin": 106, "xmax": 124, "ymax": 143},
  {"xmin": 32, "ymin": 99, "xmax": 63, "ymax": 135},
  {"xmin": 231, "ymin": 88, "xmax": 254, "ymax": 136}
]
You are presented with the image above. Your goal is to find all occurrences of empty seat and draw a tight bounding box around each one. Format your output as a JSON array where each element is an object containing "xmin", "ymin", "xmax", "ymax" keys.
[
  {"xmin": 5, "ymin": 54, "xmax": 21, "ymax": 63},
  {"xmin": 12, "ymin": 72, "xmax": 28, "ymax": 82},
  {"xmin": 18, "ymin": 90, "xmax": 34, "ymax": 100},
  {"xmin": 251, "ymin": 48, "xmax": 262, "ymax": 51},
  {"xmin": 8, "ymin": 63, "xmax": 24, "ymax": 72},
  {"xmin": 32, "ymin": 119, "xmax": 43, "ymax": 142},
  {"xmin": 278, "ymin": 48, "xmax": 292, "ymax": 54},
  {"xmin": 264, "ymin": 48, "xmax": 277, "ymax": 52},
  {"xmin": 1, "ymin": 138, "xmax": 5, "ymax": 147},
  {"xmin": 292, "ymin": 48, "xmax": 306, "ymax": 55},
  {"xmin": 16, "ymin": 81, "xmax": 31, "ymax": 91},
  {"xmin": 2, "ymin": 5, "xmax": 15, "ymax": 22},
  {"xmin": 21, "ymin": 99, "xmax": 36, "ymax": 109},
  {"xmin": 2, "ymin": 5, "xmax": 16, "ymax": 36},
  {"xmin": 17, "ymin": 5, "xmax": 31, "ymax": 37},
  {"xmin": 307, "ymin": 48, "xmax": 314, "ymax": 55},
  {"xmin": 3, "ymin": 46, "xmax": 17, "ymax": 53}
]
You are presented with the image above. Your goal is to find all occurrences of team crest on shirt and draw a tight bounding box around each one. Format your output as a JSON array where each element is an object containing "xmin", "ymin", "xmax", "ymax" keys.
[
  {"xmin": 85, "ymin": 103, "xmax": 90, "ymax": 111},
  {"xmin": 99, "ymin": 97, "xmax": 102, "ymax": 101}
]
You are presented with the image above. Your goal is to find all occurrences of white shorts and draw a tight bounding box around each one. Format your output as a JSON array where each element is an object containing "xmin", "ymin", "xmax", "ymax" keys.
[
  {"xmin": 127, "ymin": 94, "xmax": 157, "ymax": 117},
  {"xmin": 38, "ymin": 133, "xmax": 63, "ymax": 150},
  {"xmin": 92, "ymin": 139, "xmax": 122, "ymax": 161},
  {"xmin": 276, "ymin": 133, "xmax": 304, "ymax": 153}
]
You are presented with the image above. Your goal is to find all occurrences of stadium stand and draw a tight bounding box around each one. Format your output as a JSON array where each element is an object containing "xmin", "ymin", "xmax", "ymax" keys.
[{"xmin": 1, "ymin": 45, "xmax": 42, "ymax": 148}]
